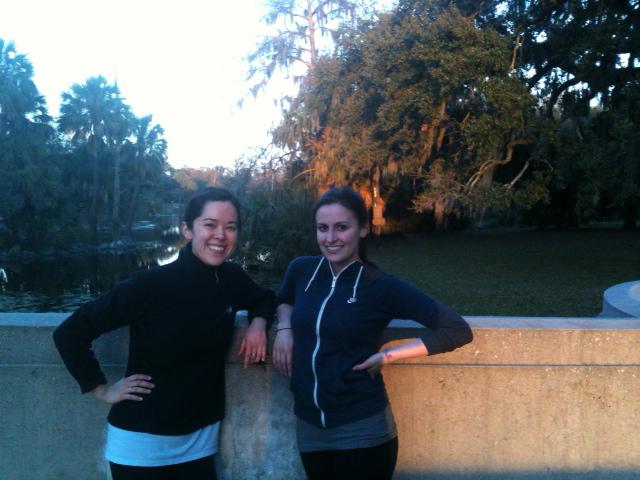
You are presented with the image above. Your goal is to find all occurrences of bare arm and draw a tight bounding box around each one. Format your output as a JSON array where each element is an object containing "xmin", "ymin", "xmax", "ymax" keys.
[{"xmin": 352, "ymin": 339, "xmax": 429, "ymax": 378}]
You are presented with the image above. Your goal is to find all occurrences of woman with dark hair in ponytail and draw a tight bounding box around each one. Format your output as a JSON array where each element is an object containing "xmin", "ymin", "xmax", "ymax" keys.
[
  {"xmin": 54, "ymin": 187, "xmax": 275, "ymax": 480},
  {"xmin": 273, "ymin": 186, "xmax": 472, "ymax": 480}
]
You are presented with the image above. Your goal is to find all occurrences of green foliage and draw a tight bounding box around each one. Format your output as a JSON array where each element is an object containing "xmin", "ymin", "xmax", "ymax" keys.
[
  {"xmin": 268, "ymin": 0, "xmax": 639, "ymax": 230},
  {"xmin": 235, "ymin": 181, "xmax": 317, "ymax": 272},
  {"xmin": 0, "ymin": 39, "xmax": 64, "ymax": 248},
  {"xmin": 275, "ymin": 2, "xmax": 543, "ymax": 229},
  {"xmin": 0, "ymin": 39, "xmax": 172, "ymax": 249},
  {"xmin": 538, "ymin": 84, "xmax": 640, "ymax": 227},
  {"xmin": 58, "ymin": 76, "xmax": 135, "ymax": 240}
]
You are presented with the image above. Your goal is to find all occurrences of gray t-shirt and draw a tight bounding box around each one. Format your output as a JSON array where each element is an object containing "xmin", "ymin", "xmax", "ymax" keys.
[{"xmin": 296, "ymin": 405, "xmax": 397, "ymax": 452}]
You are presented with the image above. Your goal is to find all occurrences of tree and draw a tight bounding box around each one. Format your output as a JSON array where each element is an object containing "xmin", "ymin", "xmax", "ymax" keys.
[
  {"xmin": 487, "ymin": 0, "xmax": 640, "ymax": 228},
  {"xmin": 0, "ymin": 39, "xmax": 60, "ymax": 248},
  {"xmin": 274, "ymin": 3, "xmax": 544, "ymax": 229},
  {"xmin": 502, "ymin": 0, "xmax": 640, "ymax": 116},
  {"xmin": 247, "ymin": 0, "xmax": 369, "ymax": 94},
  {"xmin": 107, "ymin": 94, "xmax": 134, "ymax": 237},
  {"xmin": 58, "ymin": 76, "xmax": 132, "ymax": 241},
  {"xmin": 121, "ymin": 115, "xmax": 168, "ymax": 232}
]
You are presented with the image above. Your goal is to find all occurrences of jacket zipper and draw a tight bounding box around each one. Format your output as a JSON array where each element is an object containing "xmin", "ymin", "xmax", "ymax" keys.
[{"xmin": 310, "ymin": 261, "xmax": 355, "ymax": 427}]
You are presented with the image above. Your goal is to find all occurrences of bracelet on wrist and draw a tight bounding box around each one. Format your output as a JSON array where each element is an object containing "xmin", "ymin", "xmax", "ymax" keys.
[
  {"xmin": 382, "ymin": 348, "xmax": 393, "ymax": 363},
  {"xmin": 276, "ymin": 327, "xmax": 292, "ymax": 333}
]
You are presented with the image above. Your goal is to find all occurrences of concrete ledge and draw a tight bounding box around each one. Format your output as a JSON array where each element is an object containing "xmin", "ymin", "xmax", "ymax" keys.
[{"xmin": 1, "ymin": 314, "xmax": 639, "ymax": 479}]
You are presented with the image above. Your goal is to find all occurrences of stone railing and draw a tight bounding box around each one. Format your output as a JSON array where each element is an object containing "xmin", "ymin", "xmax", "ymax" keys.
[{"xmin": 1, "ymin": 313, "xmax": 639, "ymax": 480}]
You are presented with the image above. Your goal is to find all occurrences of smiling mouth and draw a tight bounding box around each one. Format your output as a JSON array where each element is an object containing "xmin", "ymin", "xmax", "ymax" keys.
[
  {"xmin": 208, "ymin": 245, "xmax": 226, "ymax": 253},
  {"xmin": 324, "ymin": 245, "xmax": 343, "ymax": 252}
]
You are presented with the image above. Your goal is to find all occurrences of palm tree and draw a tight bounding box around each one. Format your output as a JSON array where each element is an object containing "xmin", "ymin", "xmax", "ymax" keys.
[
  {"xmin": 0, "ymin": 39, "xmax": 54, "ymax": 247},
  {"xmin": 123, "ymin": 114, "xmax": 168, "ymax": 232},
  {"xmin": 58, "ymin": 76, "xmax": 131, "ymax": 242},
  {"xmin": 0, "ymin": 39, "xmax": 50, "ymax": 126}
]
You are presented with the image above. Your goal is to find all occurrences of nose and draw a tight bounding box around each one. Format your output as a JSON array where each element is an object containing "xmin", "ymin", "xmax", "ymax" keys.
[
  {"xmin": 214, "ymin": 226, "xmax": 225, "ymax": 240},
  {"xmin": 326, "ymin": 228, "xmax": 336, "ymax": 243}
]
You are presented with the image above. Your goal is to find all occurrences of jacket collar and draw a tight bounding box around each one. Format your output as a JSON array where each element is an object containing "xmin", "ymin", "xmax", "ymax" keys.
[
  {"xmin": 177, "ymin": 242, "xmax": 222, "ymax": 281},
  {"xmin": 305, "ymin": 256, "xmax": 365, "ymax": 302}
]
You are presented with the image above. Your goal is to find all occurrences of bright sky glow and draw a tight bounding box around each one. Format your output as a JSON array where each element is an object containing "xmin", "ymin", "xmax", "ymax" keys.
[
  {"xmin": 1, "ymin": 0, "xmax": 294, "ymax": 170},
  {"xmin": 3, "ymin": 0, "xmax": 396, "ymax": 170}
]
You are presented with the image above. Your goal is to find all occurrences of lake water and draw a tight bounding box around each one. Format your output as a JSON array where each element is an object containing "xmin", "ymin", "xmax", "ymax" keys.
[
  {"xmin": 0, "ymin": 240, "xmax": 183, "ymax": 312},
  {"xmin": 0, "ymin": 230, "xmax": 280, "ymax": 313}
]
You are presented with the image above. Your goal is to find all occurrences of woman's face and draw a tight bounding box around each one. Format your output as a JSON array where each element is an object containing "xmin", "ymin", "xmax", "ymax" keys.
[
  {"xmin": 181, "ymin": 201, "xmax": 239, "ymax": 266},
  {"xmin": 315, "ymin": 203, "xmax": 368, "ymax": 274}
]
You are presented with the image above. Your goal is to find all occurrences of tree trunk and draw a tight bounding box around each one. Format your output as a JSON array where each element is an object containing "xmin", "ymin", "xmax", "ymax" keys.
[
  {"xmin": 126, "ymin": 173, "xmax": 142, "ymax": 235},
  {"xmin": 434, "ymin": 200, "xmax": 446, "ymax": 232},
  {"xmin": 112, "ymin": 151, "xmax": 121, "ymax": 238},
  {"xmin": 88, "ymin": 138, "xmax": 99, "ymax": 244}
]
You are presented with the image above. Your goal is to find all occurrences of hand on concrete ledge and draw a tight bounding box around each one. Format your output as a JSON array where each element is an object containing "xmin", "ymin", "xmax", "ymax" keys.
[
  {"xmin": 91, "ymin": 374, "xmax": 154, "ymax": 404},
  {"xmin": 239, "ymin": 316, "xmax": 267, "ymax": 368}
]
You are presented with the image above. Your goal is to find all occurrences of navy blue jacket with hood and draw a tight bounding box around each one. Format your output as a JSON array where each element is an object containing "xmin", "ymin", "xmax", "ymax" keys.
[{"xmin": 277, "ymin": 255, "xmax": 473, "ymax": 429}]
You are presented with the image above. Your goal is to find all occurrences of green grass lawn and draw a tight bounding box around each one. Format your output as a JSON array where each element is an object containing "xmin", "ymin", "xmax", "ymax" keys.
[{"xmin": 369, "ymin": 229, "xmax": 640, "ymax": 317}]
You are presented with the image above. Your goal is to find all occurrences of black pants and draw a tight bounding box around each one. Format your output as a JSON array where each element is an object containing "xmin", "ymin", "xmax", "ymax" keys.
[
  {"xmin": 109, "ymin": 455, "xmax": 217, "ymax": 480},
  {"xmin": 300, "ymin": 437, "xmax": 399, "ymax": 480}
]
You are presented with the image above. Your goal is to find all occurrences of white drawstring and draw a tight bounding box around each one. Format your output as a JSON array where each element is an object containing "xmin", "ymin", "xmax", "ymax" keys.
[
  {"xmin": 347, "ymin": 265, "xmax": 364, "ymax": 303},
  {"xmin": 306, "ymin": 258, "xmax": 363, "ymax": 303},
  {"xmin": 305, "ymin": 257, "xmax": 325, "ymax": 292}
]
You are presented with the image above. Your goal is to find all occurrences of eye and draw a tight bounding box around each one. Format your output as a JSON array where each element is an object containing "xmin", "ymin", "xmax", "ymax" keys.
[
  {"xmin": 203, "ymin": 222, "xmax": 216, "ymax": 229},
  {"xmin": 336, "ymin": 223, "xmax": 349, "ymax": 231},
  {"xmin": 225, "ymin": 225, "xmax": 237, "ymax": 232},
  {"xmin": 317, "ymin": 224, "xmax": 328, "ymax": 232}
]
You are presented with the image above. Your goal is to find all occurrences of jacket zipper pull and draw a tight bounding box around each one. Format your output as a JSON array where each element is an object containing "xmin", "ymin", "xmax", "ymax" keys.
[{"xmin": 331, "ymin": 276, "xmax": 337, "ymax": 288}]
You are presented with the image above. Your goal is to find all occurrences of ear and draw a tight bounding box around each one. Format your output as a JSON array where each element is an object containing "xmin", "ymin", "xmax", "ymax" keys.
[
  {"xmin": 360, "ymin": 222, "xmax": 370, "ymax": 238},
  {"xmin": 180, "ymin": 222, "xmax": 193, "ymax": 240}
]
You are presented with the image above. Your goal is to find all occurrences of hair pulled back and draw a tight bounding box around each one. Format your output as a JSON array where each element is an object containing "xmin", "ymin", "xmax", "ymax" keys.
[
  {"xmin": 183, "ymin": 187, "xmax": 241, "ymax": 230},
  {"xmin": 312, "ymin": 186, "xmax": 371, "ymax": 264}
]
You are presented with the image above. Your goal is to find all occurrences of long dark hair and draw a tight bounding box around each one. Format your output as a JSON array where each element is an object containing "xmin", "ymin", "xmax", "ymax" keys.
[
  {"xmin": 312, "ymin": 186, "xmax": 371, "ymax": 264},
  {"xmin": 183, "ymin": 187, "xmax": 241, "ymax": 230}
]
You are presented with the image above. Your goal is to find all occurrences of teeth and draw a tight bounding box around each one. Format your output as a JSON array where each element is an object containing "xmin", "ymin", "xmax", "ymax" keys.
[{"xmin": 208, "ymin": 245, "xmax": 225, "ymax": 252}]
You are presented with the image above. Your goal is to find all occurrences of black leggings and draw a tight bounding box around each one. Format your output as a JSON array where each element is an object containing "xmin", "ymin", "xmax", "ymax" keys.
[
  {"xmin": 109, "ymin": 455, "xmax": 217, "ymax": 480},
  {"xmin": 300, "ymin": 437, "xmax": 398, "ymax": 480}
]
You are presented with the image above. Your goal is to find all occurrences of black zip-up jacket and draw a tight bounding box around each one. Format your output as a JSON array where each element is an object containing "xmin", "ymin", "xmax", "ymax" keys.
[
  {"xmin": 277, "ymin": 256, "xmax": 473, "ymax": 429},
  {"xmin": 53, "ymin": 245, "xmax": 275, "ymax": 435}
]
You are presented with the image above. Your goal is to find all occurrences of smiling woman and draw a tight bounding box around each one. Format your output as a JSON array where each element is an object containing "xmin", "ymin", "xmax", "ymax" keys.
[
  {"xmin": 272, "ymin": 186, "xmax": 473, "ymax": 480},
  {"xmin": 181, "ymin": 195, "xmax": 240, "ymax": 267},
  {"xmin": 315, "ymin": 203, "xmax": 368, "ymax": 274},
  {"xmin": 52, "ymin": 187, "xmax": 276, "ymax": 480}
]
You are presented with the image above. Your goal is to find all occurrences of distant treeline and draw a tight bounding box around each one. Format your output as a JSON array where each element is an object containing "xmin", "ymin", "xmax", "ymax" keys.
[{"xmin": 1, "ymin": 0, "xmax": 639, "ymax": 257}]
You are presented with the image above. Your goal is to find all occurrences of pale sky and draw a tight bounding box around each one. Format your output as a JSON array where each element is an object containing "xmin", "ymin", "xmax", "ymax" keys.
[{"xmin": 1, "ymin": 0, "xmax": 296, "ymax": 170}]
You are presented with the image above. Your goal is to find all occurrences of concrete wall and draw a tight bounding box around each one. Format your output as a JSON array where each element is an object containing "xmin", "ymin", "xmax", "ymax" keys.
[{"xmin": 1, "ymin": 314, "xmax": 639, "ymax": 480}]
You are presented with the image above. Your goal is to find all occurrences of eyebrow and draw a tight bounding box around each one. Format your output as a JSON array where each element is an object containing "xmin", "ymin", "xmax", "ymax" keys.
[{"xmin": 201, "ymin": 218, "xmax": 238, "ymax": 224}]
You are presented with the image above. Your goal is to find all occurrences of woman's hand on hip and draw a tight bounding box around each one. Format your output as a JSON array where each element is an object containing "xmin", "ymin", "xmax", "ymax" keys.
[
  {"xmin": 352, "ymin": 352, "xmax": 387, "ymax": 379},
  {"xmin": 239, "ymin": 317, "xmax": 267, "ymax": 368},
  {"xmin": 272, "ymin": 328, "xmax": 293, "ymax": 376},
  {"xmin": 91, "ymin": 374, "xmax": 154, "ymax": 404},
  {"xmin": 353, "ymin": 340, "xmax": 428, "ymax": 378}
]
